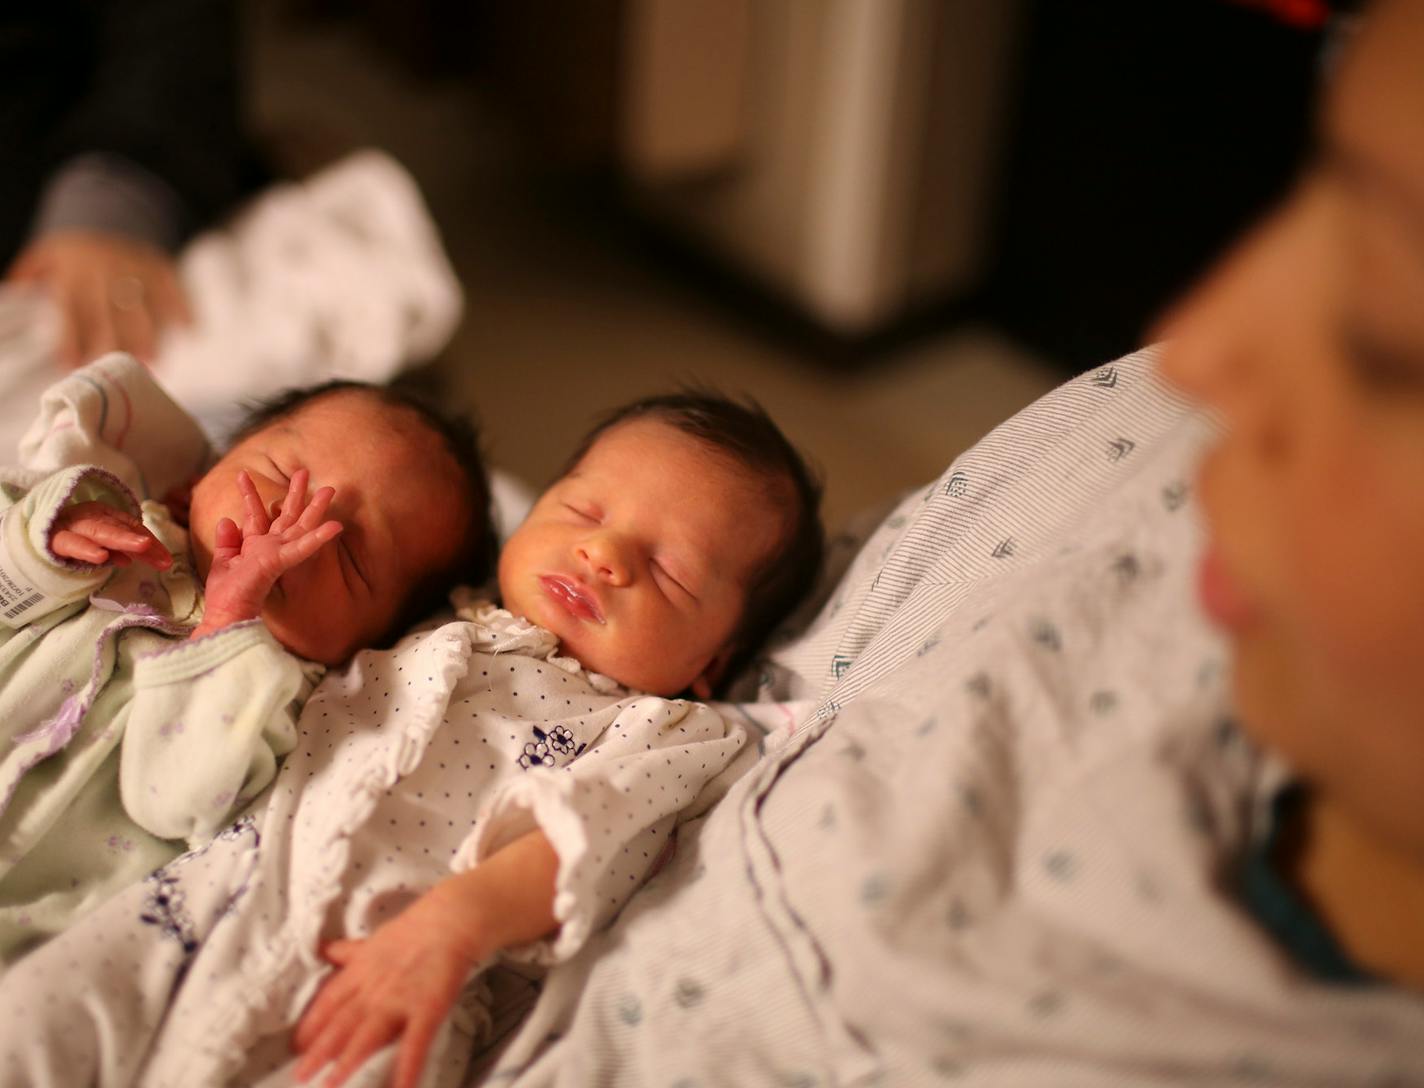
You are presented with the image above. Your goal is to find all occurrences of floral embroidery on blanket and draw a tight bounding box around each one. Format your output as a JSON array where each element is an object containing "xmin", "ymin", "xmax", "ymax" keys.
[{"xmin": 139, "ymin": 815, "xmax": 262, "ymax": 968}]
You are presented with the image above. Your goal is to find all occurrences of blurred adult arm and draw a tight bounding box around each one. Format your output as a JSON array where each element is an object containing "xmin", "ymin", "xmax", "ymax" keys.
[{"xmin": 2, "ymin": 0, "xmax": 254, "ymax": 365}]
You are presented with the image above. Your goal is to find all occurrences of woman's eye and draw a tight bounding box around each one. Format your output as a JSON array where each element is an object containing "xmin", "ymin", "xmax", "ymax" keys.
[{"xmin": 1343, "ymin": 325, "xmax": 1424, "ymax": 392}]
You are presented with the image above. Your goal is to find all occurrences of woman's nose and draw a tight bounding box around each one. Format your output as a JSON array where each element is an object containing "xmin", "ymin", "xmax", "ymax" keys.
[
  {"xmin": 1158, "ymin": 197, "xmax": 1308, "ymax": 414},
  {"xmin": 576, "ymin": 533, "xmax": 631, "ymax": 586},
  {"xmin": 1157, "ymin": 263, "xmax": 1299, "ymax": 466},
  {"xmin": 1158, "ymin": 319, "xmax": 1240, "ymax": 406},
  {"xmin": 1156, "ymin": 261, "xmax": 1255, "ymax": 408}
]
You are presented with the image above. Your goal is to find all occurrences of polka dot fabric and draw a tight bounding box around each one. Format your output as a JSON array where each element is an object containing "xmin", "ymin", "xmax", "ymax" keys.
[{"xmin": 0, "ymin": 602, "xmax": 745, "ymax": 1087}]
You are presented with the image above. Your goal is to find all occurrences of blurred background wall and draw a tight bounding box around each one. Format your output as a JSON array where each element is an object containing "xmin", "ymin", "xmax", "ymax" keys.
[{"xmin": 246, "ymin": 0, "xmax": 1336, "ymax": 527}]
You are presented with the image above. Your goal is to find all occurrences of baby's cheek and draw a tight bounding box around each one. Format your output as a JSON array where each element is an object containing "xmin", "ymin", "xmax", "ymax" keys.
[{"xmin": 261, "ymin": 598, "xmax": 346, "ymax": 664}]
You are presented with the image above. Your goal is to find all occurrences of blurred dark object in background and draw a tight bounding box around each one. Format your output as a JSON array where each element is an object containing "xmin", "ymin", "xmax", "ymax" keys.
[
  {"xmin": 271, "ymin": 0, "xmax": 1342, "ymax": 371},
  {"xmin": 979, "ymin": 0, "xmax": 1331, "ymax": 370},
  {"xmin": 279, "ymin": 0, "xmax": 479, "ymax": 81},
  {"xmin": 472, "ymin": 2, "xmax": 622, "ymax": 170},
  {"xmin": 0, "ymin": 0, "xmax": 260, "ymax": 265}
]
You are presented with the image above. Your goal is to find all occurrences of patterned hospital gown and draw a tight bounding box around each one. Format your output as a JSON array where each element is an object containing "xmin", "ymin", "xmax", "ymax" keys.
[
  {"xmin": 477, "ymin": 347, "xmax": 1424, "ymax": 1087},
  {"xmin": 0, "ymin": 598, "xmax": 746, "ymax": 1087}
]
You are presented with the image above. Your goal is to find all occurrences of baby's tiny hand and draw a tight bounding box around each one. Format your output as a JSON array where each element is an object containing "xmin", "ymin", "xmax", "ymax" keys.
[
  {"xmin": 50, "ymin": 501, "xmax": 173, "ymax": 569},
  {"xmin": 292, "ymin": 884, "xmax": 487, "ymax": 1088},
  {"xmin": 193, "ymin": 468, "xmax": 341, "ymax": 637}
]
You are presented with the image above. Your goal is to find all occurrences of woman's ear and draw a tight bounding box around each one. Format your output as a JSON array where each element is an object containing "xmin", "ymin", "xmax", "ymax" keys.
[{"xmin": 690, "ymin": 644, "xmax": 738, "ymax": 700}]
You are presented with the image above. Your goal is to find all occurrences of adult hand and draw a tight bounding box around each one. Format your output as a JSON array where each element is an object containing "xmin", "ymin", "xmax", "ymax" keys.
[
  {"xmin": 192, "ymin": 468, "xmax": 341, "ymax": 637},
  {"xmin": 50, "ymin": 501, "xmax": 174, "ymax": 569},
  {"xmin": 6, "ymin": 230, "xmax": 192, "ymax": 367},
  {"xmin": 292, "ymin": 883, "xmax": 488, "ymax": 1088}
]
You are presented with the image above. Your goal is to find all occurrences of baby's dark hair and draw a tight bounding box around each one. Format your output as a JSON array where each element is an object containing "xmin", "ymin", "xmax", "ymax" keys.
[
  {"xmin": 563, "ymin": 389, "xmax": 824, "ymax": 685},
  {"xmin": 231, "ymin": 380, "xmax": 497, "ymax": 639}
]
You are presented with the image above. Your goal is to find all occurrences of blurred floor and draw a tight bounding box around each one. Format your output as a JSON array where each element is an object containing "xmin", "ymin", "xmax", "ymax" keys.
[{"xmin": 248, "ymin": 4, "xmax": 1064, "ymax": 530}]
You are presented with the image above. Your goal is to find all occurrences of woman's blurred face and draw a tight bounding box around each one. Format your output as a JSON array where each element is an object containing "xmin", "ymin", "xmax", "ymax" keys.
[{"xmin": 1159, "ymin": 0, "xmax": 1424, "ymax": 859}]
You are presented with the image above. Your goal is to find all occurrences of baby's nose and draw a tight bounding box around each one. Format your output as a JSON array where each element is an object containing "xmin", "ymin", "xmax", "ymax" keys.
[{"xmin": 577, "ymin": 534, "xmax": 631, "ymax": 586}]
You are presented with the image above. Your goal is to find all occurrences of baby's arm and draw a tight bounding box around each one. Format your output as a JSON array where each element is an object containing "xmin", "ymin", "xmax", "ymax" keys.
[
  {"xmin": 121, "ymin": 623, "xmax": 317, "ymax": 842},
  {"xmin": 50, "ymin": 501, "xmax": 172, "ymax": 569},
  {"xmin": 0, "ymin": 464, "xmax": 156, "ymax": 626},
  {"xmin": 293, "ymin": 830, "xmax": 559, "ymax": 1088},
  {"xmin": 191, "ymin": 468, "xmax": 341, "ymax": 638},
  {"xmin": 294, "ymin": 697, "xmax": 747, "ymax": 1088}
]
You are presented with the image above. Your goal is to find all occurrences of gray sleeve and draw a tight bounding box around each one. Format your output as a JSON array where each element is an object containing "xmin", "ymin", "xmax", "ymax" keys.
[{"xmin": 30, "ymin": 153, "xmax": 187, "ymax": 253}]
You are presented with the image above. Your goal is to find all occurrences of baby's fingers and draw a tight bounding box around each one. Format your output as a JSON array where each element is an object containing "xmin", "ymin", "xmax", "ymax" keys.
[
  {"xmin": 294, "ymin": 954, "xmax": 360, "ymax": 1055},
  {"xmin": 294, "ymin": 989, "xmax": 359, "ymax": 1080},
  {"xmin": 322, "ymin": 1014, "xmax": 401, "ymax": 1088},
  {"xmin": 50, "ymin": 528, "xmax": 111, "ymax": 565},
  {"xmin": 68, "ymin": 518, "xmax": 152, "ymax": 554},
  {"xmin": 212, "ymin": 517, "xmax": 243, "ymax": 563},
  {"xmin": 276, "ymin": 521, "xmax": 343, "ymax": 573},
  {"xmin": 295, "ymin": 486, "xmax": 336, "ymax": 533},
  {"xmin": 237, "ymin": 471, "xmax": 271, "ymax": 535},
  {"xmin": 52, "ymin": 513, "xmax": 172, "ymax": 569},
  {"xmin": 393, "ymin": 1011, "xmax": 444, "ymax": 1088},
  {"xmin": 272, "ymin": 468, "xmax": 311, "ymax": 530}
]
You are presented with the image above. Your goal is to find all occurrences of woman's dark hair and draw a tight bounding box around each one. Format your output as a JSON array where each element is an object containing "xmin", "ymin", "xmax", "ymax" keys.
[
  {"xmin": 563, "ymin": 389, "xmax": 825, "ymax": 685},
  {"xmin": 231, "ymin": 379, "xmax": 496, "ymax": 639}
]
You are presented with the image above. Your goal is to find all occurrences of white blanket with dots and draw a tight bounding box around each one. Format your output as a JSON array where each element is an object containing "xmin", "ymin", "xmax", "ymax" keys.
[{"xmin": 0, "ymin": 597, "xmax": 747, "ymax": 1088}]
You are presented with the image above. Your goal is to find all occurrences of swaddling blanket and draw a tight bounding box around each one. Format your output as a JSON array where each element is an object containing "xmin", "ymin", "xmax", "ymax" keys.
[
  {"xmin": 0, "ymin": 599, "xmax": 745, "ymax": 1087},
  {"xmin": 0, "ymin": 149, "xmax": 462, "ymax": 455}
]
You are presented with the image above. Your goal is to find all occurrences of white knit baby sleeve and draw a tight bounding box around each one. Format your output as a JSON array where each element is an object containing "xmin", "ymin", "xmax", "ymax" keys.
[{"xmin": 123, "ymin": 621, "xmax": 320, "ymax": 844}]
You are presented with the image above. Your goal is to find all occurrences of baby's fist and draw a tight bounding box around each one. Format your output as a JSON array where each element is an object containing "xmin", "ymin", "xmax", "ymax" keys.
[{"xmin": 50, "ymin": 502, "xmax": 173, "ymax": 569}]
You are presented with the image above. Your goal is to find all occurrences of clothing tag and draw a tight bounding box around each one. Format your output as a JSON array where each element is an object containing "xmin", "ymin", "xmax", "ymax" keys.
[{"xmin": 0, "ymin": 514, "xmax": 48, "ymax": 627}]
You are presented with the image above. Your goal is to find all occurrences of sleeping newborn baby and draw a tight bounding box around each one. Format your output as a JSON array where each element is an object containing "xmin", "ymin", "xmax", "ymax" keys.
[
  {"xmin": 0, "ymin": 355, "xmax": 493, "ymax": 963},
  {"xmin": 0, "ymin": 390, "xmax": 824, "ymax": 1088}
]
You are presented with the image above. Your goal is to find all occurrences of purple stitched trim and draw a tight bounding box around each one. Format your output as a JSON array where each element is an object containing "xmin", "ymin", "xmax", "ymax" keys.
[
  {"xmin": 89, "ymin": 594, "xmax": 160, "ymax": 618},
  {"xmin": 0, "ymin": 609, "xmax": 190, "ymax": 818},
  {"xmin": 137, "ymin": 618, "xmax": 264, "ymax": 661},
  {"xmin": 40, "ymin": 466, "xmax": 142, "ymax": 573},
  {"xmin": 14, "ymin": 694, "xmax": 83, "ymax": 752}
]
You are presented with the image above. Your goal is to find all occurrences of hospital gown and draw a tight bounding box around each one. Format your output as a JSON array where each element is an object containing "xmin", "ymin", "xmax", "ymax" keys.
[{"xmin": 474, "ymin": 347, "xmax": 1424, "ymax": 1087}]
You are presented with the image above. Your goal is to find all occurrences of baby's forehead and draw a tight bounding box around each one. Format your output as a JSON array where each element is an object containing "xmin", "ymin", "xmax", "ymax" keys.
[
  {"xmin": 567, "ymin": 426, "xmax": 791, "ymax": 528},
  {"xmin": 576, "ymin": 419, "xmax": 762, "ymax": 478},
  {"xmin": 274, "ymin": 391, "xmax": 439, "ymax": 451},
  {"xmin": 291, "ymin": 388, "xmax": 411, "ymax": 428}
]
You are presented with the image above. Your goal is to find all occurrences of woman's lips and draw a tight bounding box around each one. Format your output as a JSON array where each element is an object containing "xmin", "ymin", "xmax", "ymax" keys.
[
  {"xmin": 539, "ymin": 575, "xmax": 605, "ymax": 624},
  {"xmin": 1198, "ymin": 544, "xmax": 1258, "ymax": 632}
]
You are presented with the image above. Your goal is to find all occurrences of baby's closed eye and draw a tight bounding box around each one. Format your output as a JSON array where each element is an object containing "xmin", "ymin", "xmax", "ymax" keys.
[
  {"xmin": 563, "ymin": 502, "xmax": 599, "ymax": 522},
  {"xmin": 339, "ymin": 537, "xmax": 369, "ymax": 590},
  {"xmin": 652, "ymin": 559, "xmax": 695, "ymax": 600}
]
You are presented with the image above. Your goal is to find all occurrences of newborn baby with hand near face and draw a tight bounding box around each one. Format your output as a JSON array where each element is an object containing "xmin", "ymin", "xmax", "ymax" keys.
[{"xmin": 0, "ymin": 356, "xmax": 491, "ymax": 963}]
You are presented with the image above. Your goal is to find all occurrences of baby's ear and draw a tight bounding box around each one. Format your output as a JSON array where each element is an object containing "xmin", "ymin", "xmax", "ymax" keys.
[{"xmin": 690, "ymin": 645, "xmax": 737, "ymax": 700}]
